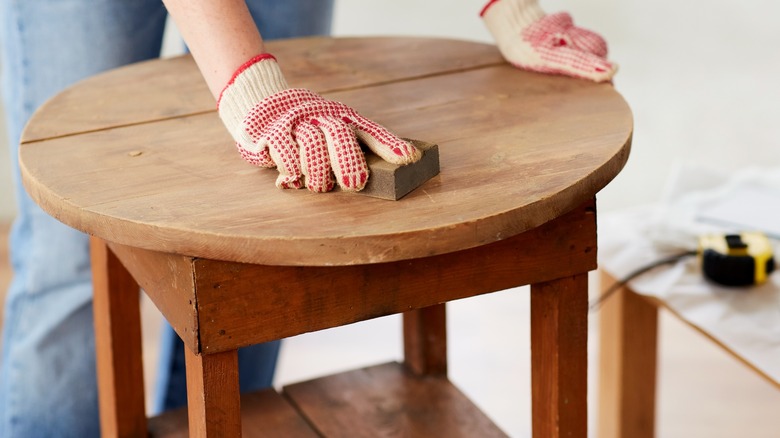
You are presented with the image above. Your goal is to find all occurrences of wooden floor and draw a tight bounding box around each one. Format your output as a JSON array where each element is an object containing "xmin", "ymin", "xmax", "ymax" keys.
[{"xmin": 1, "ymin": 223, "xmax": 779, "ymax": 437}]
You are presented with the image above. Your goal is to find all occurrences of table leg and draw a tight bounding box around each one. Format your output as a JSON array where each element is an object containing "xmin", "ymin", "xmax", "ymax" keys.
[
  {"xmin": 403, "ymin": 304, "xmax": 447, "ymax": 376},
  {"xmin": 184, "ymin": 348, "xmax": 241, "ymax": 437},
  {"xmin": 90, "ymin": 237, "xmax": 147, "ymax": 437},
  {"xmin": 531, "ymin": 274, "xmax": 588, "ymax": 438},
  {"xmin": 598, "ymin": 271, "xmax": 658, "ymax": 438}
]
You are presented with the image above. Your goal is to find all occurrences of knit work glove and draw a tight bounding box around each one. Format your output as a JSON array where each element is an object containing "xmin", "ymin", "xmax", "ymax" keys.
[
  {"xmin": 218, "ymin": 54, "xmax": 421, "ymax": 192},
  {"xmin": 481, "ymin": 0, "xmax": 617, "ymax": 82}
]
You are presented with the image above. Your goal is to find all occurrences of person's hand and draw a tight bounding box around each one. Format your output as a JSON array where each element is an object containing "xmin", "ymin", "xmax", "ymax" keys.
[
  {"xmin": 481, "ymin": 0, "xmax": 617, "ymax": 82},
  {"xmin": 218, "ymin": 54, "xmax": 421, "ymax": 192}
]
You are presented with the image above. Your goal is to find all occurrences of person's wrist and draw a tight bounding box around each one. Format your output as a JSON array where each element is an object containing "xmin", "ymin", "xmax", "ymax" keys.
[
  {"xmin": 217, "ymin": 53, "xmax": 290, "ymax": 137},
  {"xmin": 217, "ymin": 53, "xmax": 290, "ymax": 144},
  {"xmin": 481, "ymin": 0, "xmax": 545, "ymax": 30}
]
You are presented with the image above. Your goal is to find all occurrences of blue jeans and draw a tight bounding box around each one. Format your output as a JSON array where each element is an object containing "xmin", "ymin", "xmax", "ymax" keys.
[{"xmin": 0, "ymin": 1, "xmax": 334, "ymax": 436}]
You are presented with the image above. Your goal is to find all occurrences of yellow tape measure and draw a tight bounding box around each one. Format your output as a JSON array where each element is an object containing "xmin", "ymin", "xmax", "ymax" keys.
[{"xmin": 698, "ymin": 232, "xmax": 775, "ymax": 286}]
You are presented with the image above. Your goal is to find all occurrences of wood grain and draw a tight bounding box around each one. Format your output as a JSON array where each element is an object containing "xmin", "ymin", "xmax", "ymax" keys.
[
  {"xmin": 19, "ymin": 38, "xmax": 632, "ymax": 266},
  {"xmin": 90, "ymin": 237, "xmax": 147, "ymax": 437},
  {"xmin": 403, "ymin": 304, "xmax": 448, "ymax": 376},
  {"xmin": 22, "ymin": 37, "xmax": 504, "ymax": 143},
  {"xmin": 184, "ymin": 349, "xmax": 241, "ymax": 438},
  {"xmin": 598, "ymin": 271, "xmax": 658, "ymax": 438},
  {"xmin": 531, "ymin": 274, "xmax": 589, "ymax": 438},
  {"xmin": 284, "ymin": 362, "xmax": 508, "ymax": 437},
  {"xmin": 190, "ymin": 200, "xmax": 595, "ymax": 353},
  {"xmin": 106, "ymin": 242, "xmax": 200, "ymax": 353},
  {"xmin": 148, "ymin": 389, "xmax": 318, "ymax": 437}
]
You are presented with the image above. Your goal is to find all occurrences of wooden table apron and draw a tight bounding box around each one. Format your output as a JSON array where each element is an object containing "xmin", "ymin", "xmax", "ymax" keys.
[{"xmin": 19, "ymin": 37, "xmax": 632, "ymax": 437}]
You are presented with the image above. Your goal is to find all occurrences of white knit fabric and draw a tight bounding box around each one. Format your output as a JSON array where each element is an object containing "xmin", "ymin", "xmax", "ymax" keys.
[
  {"xmin": 218, "ymin": 58, "xmax": 289, "ymax": 146},
  {"xmin": 484, "ymin": 0, "xmax": 545, "ymax": 30},
  {"xmin": 482, "ymin": 0, "xmax": 616, "ymax": 82}
]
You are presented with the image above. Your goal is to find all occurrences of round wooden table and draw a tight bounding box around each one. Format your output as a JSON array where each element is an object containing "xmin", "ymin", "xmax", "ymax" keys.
[{"xmin": 20, "ymin": 37, "xmax": 632, "ymax": 437}]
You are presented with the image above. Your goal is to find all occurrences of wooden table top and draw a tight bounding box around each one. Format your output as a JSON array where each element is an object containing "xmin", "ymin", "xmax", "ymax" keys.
[{"xmin": 20, "ymin": 37, "xmax": 632, "ymax": 266}]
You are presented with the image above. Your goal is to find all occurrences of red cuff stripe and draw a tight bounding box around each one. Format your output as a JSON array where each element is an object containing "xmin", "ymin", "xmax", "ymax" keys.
[
  {"xmin": 479, "ymin": 0, "xmax": 501, "ymax": 17},
  {"xmin": 217, "ymin": 53, "xmax": 277, "ymax": 107}
]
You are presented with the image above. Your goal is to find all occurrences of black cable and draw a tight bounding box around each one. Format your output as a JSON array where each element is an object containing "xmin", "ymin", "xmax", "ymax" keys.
[{"xmin": 589, "ymin": 250, "xmax": 698, "ymax": 312}]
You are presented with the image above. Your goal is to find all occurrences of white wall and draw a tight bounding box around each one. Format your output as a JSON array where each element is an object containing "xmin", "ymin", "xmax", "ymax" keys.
[{"xmin": 2, "ymin": 0, "xmax": 778, "ymax": 221}]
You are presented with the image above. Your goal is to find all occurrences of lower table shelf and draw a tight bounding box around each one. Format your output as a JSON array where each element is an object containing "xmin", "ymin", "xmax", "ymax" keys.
[
  {"xmin": 148, "ymin": 362, "xmax": 507, "ymax": 437},
  {"xmin": 285, "ymin": 362, "xmax": 508, "ymax": 437},
  {"xmin": 148, "ymin": 389, "xmax": 318, "ymax": 437}
]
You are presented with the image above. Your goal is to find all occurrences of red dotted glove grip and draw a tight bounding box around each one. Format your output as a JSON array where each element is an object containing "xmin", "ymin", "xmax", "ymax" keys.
[{"xmin": 240, "ymin": 88, "xmax": 419, "ymax": 192}]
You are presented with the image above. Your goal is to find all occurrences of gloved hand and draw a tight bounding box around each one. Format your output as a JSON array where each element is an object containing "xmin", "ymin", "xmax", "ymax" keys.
[
  {"xmin": 218, "ymin": 54, "xmax": 421, "ymax": 192},
  {"xmin": 480, "ymin": 0, "xmax": 617, "ymax": 82}
]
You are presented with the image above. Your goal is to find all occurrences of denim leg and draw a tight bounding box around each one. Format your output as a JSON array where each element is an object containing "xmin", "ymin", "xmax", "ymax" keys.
[
  {"xmin": 152, "ymin": 0, "xmax": 335, "ymax": 414},
  {"xmin": 247, "ymin": 0, "xmax": 335, "ymax": 39},
  {"xmin": 0, "ymin": 1, "xmax": 168, "ymax": 436}
]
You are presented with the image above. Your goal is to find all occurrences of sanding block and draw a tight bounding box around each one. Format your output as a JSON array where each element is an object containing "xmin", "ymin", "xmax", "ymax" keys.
[{"xmin": 357, "ymin": 139, "xmax": 440, "ymax": 201}]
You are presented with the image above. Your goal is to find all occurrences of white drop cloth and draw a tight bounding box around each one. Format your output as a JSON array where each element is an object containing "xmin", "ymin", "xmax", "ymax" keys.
[{"xmin": 599, "ymin": 164, "xmax": 780, "ymax": 383}]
